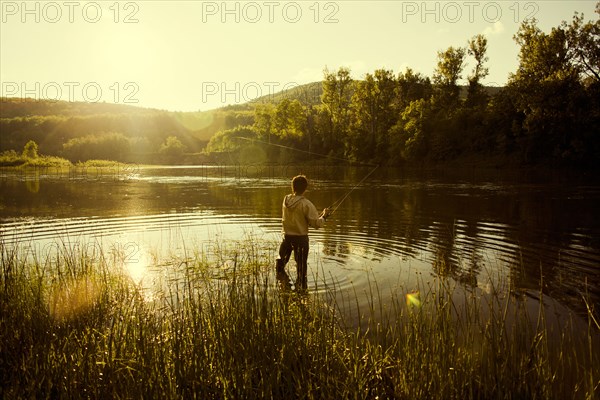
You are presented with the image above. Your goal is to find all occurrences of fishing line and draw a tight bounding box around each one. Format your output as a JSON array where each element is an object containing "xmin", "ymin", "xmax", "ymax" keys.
[
  {"xmin": 234, "ymin": 136, "xmax": 377, "ymax": 167},
  {"xmin": 327, "ymin": 164, "xmax": 379, "ymax": 216},
  {"xmin": 234, "ymin": 136, "xmax": 379, "ymax": 216}
]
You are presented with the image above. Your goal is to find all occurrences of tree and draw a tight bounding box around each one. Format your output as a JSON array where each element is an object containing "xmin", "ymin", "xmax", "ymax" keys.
[
  {"xmin": 508, "ymin": 16, "xmax": 597, "ymax": 164},
  {"xmin": 466, "ymin": 34, "xmax": 490, "ymax": 108},
  {"xmin": 432, "ymin": 46, "xmax": 466, "ymax": 110},
  {"xmin": 562, "ymin": 3, "xmax": 600, "ymax": 83},
  {"xmin": 62, "ymin": 132, "xmax": 131, "ymax": 162},
  {"xmin": 394, "ymin": 99, "xmax": 431, "ymax": 162},
  {"xmin": 22, "ymin": 140, "xmax": 39, "ymax": 159},
  {"xmin": 272, "ymin": 99, "xmax": 306, "ymax": 141},
  {"xmin": 159, "ymin": 136, "xmax": 185, "ymax": 162},
  {"xmin": 511, "ymin": 20, "xmax": 575, "ymax": 86},
  {"xmin": 253, "ymin": 103, "xmax": 276, "ymax": 143},
  {"xmin": 396, "ymin": 68, "xmax": 432, "ymax": 111},
  {"xmin": 205, "ymin": 126, "xmax": 257, "ymax": 153},
  {"xmin": 467, "ymin": 34, "xmax": 489, "ymax": 84},
  {"xmin": 429, "ymin": 46, "xmax": 468, "ymax": 160},
  {"xmin": 320, "ymin": 67, "xmax": 354, "ymax": 156},
  {"xmin": 350, "ymin": 69, "xmax": 397, "ymax": 162},
  {"xmin": 485, "ymin": 86, "xmax": 523, "ymax": 155}
]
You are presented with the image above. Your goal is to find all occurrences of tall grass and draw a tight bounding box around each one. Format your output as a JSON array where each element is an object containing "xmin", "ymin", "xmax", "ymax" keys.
[
  {"xmin": 0, "ymin": 150, "xmax": 72, "ymax": 168},
  {"xmin": 0, "ymin": 239, "xmax": 598, "ymax": 399}
]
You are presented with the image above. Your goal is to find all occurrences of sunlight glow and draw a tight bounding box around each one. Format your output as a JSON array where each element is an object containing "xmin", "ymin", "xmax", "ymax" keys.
[
  {"xmin": 48, "ymin": 277, "xmax": 101, "ymax": 320},
  {"xmin": 125, "ymin": 247, "xmax": 150, "ymax": 284}
]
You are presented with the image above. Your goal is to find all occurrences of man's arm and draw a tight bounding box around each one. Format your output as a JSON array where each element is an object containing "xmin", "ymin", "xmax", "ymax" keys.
[{"xmin": 305, "ymin": 200, "xmax": 326, "ymax": 229}]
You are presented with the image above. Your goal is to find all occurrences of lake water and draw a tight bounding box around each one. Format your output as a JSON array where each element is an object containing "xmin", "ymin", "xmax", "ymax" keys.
[{"xmin": 1, "ymin": 164, "xmax": 599, "ymax": 320}]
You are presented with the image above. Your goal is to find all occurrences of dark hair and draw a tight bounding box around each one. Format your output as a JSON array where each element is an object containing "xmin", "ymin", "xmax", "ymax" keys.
[{"xmin": 292, "ymin": 175, "xmax": 308, "ymax": 194}]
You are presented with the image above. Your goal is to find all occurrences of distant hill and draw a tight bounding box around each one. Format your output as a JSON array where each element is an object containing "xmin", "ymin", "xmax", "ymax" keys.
[
  {"xmin": 248, "ymin": 81, "xmax": 503, "ymax": 106},
  {"xmin": 0, "ymin": 97, "xmax": 253, "ymax": 162},
  {"xmin": 248, "ymin": 82, "xmax": 324, "ymax": 107},
  {"xmin": 0, "ymin": 97, "xmax": 164, "ymax": 118}
]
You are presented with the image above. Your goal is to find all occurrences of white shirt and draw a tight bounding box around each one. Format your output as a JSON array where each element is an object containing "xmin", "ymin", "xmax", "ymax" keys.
[{"xmin": 281, "ymin": 194, "xmax": 325, "ymax": 235}]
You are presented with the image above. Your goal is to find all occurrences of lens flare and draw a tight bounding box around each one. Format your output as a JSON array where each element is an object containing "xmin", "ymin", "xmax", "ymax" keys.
[{"xmin": 406, "ymin": 291, "xmax": 421, "ymax": 308}]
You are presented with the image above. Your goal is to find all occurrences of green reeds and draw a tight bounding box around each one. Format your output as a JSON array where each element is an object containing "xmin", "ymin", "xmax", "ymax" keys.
[{"xmin": 0, "ymin": 240, "xmax": 598, "ymax": 399}]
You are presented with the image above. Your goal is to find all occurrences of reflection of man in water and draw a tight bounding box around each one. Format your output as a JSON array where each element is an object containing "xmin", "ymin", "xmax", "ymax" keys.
[{"xmin": 276, "ymin": 175, "xmax": 330, "ymax": 290}]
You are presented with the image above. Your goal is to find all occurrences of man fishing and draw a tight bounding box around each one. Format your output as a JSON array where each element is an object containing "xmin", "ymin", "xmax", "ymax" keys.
[{"xmin": 276, "ymin": 174, "xmax": 330, "ymax": 291}]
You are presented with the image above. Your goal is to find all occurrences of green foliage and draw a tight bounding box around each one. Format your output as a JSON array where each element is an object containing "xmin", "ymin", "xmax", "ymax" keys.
[
  {"xmin": 512, "ymin": 21, "xmax": 576, "ymax": 85},
  {"xmin": 321, "ymin": 67, "xmax": 354, "ymax": 122},
  {"xmin": 467, "ymin": 34, "xmax": 490, "ymax": 84},
  {"xmin": 205, "ymin": 126, "xmax": 258, "ymax": 153},
  {"xmin": 22, "ymin": 155, "xmax": 72, "ymax": 168},
  {"xmin": 253, "ymin": 103, "xmax": 276, "ymax": 142},
  {"xmin": 432, "ymin": 46, "xmax": 467, "ymax": 110},
  {"xmin": 562, "ymin": 4, "xmax": 600, "ymax": 83},
  {"xmin": 349, "ymin": 69, "xmax": 397, "ymax": 162},
  {"xmin": 159, "ymin": 136, "xmax": 186, "ymax": 162},
  {"xmin": 272, "ymin": 99, "xmax": 306, "ymax": 140},
  {"xmin": 0, "ymin": 150, "xmax": 26, "ymax": 166},
  {"xmin": 63, "ymin": 132, "xmax": 132, "ymax": 162},
  {"xmin": 239, "ymin": 4, "xmax": 598, "ymax": 168},
  {"xmin": 390, "ymin": 99, "xmax": 431, "ymax": 162},
  {"xmin": 320, "ymin": 67, "xmax": 354, "ymax": 157},
  {"xmin": 77, "ymin": 159, "xmax": 124, "ymax": 168},
  {"xmin": 0, "ymin": 142, "xmax": 71, "ymax": 167},
  {"xmin": 506, "ymin": 14, "xmax": 600, "ymax": 165},
  {"xmin": 396, "ymin": 68, "xmax": 432, "ymax": 111},
  {"xmin": 22, "ymin": 140, "xmax": 39, "ymax": 159},
  {"xmin": 466, "ymin": 34, "xmax": 490, "ymax": 108}
]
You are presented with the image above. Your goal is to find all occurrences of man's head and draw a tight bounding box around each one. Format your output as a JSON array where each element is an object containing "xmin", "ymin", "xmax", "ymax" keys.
[{"xmin": 292, "ymin": 175, "xmax": 308, "ymax": 195}]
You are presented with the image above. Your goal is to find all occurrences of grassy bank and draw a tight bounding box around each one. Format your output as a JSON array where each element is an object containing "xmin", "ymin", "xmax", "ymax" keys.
[
  {"xmin": 0, "ymin": 157, "xmax": 141, "ymax": 180},
  {"xmin": 0, "ymin": 240, "xmax": 598, "ymax": 399},
  {"xmin": 0, "ymin": 151, "xmax": 72, "ymax": 168}
]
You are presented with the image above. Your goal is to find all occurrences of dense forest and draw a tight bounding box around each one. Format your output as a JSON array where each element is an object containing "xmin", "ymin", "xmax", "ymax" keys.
[
  {"xmin": 208, "ymin": 7, "xmax": 600, "ymax": 168},
  {"xmin": 1, "ymin": 5, "xmax": 599, "ymax": 167}
]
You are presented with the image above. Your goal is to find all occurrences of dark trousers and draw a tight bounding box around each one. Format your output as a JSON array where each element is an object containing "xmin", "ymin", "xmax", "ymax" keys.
[{"xmin": 276, "ymin": 234, "xmax": 309, "ymax": 289}]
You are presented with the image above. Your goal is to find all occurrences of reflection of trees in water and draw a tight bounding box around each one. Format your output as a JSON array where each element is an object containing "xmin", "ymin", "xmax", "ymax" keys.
[
  {"xmin": 321, "ymin": 240, "xmax": 350, "ymax": 262},
  {"xmin": 429, "ymin": 220, "xmax": 480, "ymax": 289},
  {"xmin": 281, "ymin": 170, "xmax": 599, "ymax": 314},
  {"xmin": 501, "ymin": 187, "xmax": 600, "ymax": 315}
]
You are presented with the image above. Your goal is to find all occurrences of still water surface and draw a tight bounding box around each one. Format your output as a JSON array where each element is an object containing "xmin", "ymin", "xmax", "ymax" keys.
[{"xmin": 1, "ymin": 165, "xmax": 599, "ymax": 318}]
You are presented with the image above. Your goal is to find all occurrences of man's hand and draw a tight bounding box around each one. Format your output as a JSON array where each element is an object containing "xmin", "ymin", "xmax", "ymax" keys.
[{"xmin": 321, "ymin": 208, "xmax": 332, "ymax": 220}]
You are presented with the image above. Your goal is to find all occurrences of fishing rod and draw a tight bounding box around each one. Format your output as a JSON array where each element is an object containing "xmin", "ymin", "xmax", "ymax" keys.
[{"xmin": 234, "ymin": 136, "xmax": 379, "ymax": 217}]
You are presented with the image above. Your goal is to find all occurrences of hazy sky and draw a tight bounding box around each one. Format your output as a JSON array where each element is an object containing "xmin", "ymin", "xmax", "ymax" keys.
[{"xmin": 1, "ymin": 1, "xmax": 597, "ymax": 111}]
